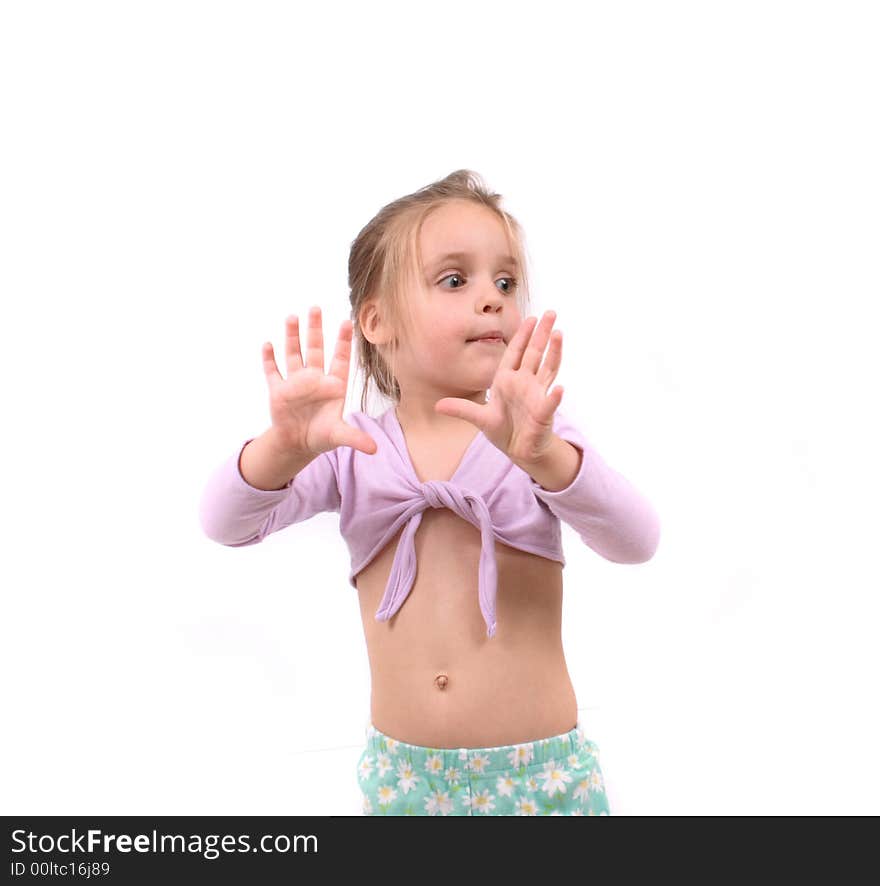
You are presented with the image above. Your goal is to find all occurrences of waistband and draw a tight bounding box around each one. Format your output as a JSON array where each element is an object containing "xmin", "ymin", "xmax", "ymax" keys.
[{"xmin": 364, "ymin": 720, "xmax": 599, "ymax": 774}]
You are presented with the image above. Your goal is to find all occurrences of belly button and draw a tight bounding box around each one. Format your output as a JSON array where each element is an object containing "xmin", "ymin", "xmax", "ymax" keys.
[{"xmin": 434, "ymin": 673, "xmax": 448, "ymax": 690}]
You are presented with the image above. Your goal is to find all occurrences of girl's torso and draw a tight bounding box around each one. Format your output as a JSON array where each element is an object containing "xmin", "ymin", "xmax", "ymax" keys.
[{"xmin": 355, "ymin": 422, "xmax": 578, "ymax": 749}]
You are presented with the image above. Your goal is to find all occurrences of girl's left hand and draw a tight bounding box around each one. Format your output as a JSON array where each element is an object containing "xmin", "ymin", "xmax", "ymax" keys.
[{"xmin": 435, "ymin": 311, "xmax": 564, "ymax": 466}]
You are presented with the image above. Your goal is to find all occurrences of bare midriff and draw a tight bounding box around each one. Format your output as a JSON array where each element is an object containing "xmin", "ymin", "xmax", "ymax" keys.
[{"xmin": 356, "ymin": 507, "xmax": 578, "ymax": 749}]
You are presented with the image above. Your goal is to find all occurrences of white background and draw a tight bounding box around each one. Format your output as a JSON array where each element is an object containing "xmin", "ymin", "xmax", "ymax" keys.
[{"xmin": 2, "ymin": 0, "xmax": 878, "ymax": 815}]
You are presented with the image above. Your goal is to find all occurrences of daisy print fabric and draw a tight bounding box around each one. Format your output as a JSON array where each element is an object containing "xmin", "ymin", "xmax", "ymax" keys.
[{"xmin": 357, "ymin": 722, "xmax": 610, "ymax": 816}]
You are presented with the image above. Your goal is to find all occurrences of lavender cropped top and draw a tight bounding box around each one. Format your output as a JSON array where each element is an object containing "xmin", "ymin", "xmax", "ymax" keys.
[{"xmin": 198, "ymin": 406, "xmax": 660, "ymax": 639}]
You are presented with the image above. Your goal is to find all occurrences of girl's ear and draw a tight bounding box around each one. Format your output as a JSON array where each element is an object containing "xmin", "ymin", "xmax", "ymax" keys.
[
  {"xmin": 359, "ymin": 298, "xmax": 393, "ymax": 346},
  {"xmin": 358, "ymin": 299, "xmax": 377, "ymax": 342}
]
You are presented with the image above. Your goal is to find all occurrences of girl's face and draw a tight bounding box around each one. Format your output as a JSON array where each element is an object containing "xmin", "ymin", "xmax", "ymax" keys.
[{"xmin": 395, "ymin": 200, "xmax": 523, "ymax": 398}]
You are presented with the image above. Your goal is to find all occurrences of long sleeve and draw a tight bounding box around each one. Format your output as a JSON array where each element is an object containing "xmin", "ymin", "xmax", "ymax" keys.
[
  {"xmin": 530, "ymin": 413, "xmax": 660, "ymax": 564},
  {"xmin": 198, "ymin": 439, "xmax": 341, "ymax": 547}
]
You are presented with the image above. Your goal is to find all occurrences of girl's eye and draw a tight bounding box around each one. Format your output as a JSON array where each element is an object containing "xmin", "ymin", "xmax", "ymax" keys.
[
  {"xmin": 438, "ymin": 274, "xmax": 519, "ymax": 293},
  {"xmin": 438, "ymin": 273, "xmax": 465, "ymax": 289}
]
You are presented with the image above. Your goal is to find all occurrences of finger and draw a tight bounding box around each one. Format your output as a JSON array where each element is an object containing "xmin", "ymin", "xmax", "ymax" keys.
[
  {"xmin": 498, "ymin": 315, "xmax": 538, "ymax": 373},
  {"xmin": 434, "ymin": 397, "xmax": 486, "ymax": 430},
  {"xmin": 305, "ymin": 305, "xmax": 325, "ymax": 373},
  {"xmin": 533, "ymin": 383, "xmax": 565, "ymax": 427},
  {"xmin": 284, "ymin": 315, "xmax": 304, "ymax": 376},
  {"xmin": 520, "ymin": 310, "xmax": 557, "ymax": 375},
  {"xmin": 262, "ymin": 341, "xmax": 283, "ymax": 386},
  {"xmin": 536, "ymin": 328, "xmax": 563, "ymax": 393},
  {"xmin": 334, "ymin": 423, "xmax": 379, "ymax": 456},
  {"xmin": 350, "ymin": 429, "xmax": 379, "ymax": 456},
  {"xmin": 328, "ymin": 318, "xmax": 354, "ymax": 387}
]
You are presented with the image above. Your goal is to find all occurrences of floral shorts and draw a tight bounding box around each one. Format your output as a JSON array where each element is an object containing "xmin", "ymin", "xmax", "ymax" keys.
[{"xmin": 356, "ymin": 721, "xmax": 610, "ymax": 816}]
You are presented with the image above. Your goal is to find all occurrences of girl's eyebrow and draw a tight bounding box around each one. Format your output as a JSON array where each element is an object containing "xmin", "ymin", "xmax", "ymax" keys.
[{"xmin": 428, "ymin": 251, "xmax": 519, "ymax": 269}]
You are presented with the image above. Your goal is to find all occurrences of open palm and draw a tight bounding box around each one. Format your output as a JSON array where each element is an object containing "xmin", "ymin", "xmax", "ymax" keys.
[
  {"xmin": 435, "ymin": 311, "xmax": 564, "ymax": 466},
  {"xmin": 263, "ymin": 307, "xmax": 377, "ymax": 457}
]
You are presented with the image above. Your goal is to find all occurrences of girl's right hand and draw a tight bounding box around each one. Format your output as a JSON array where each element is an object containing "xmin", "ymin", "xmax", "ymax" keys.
[{"xmin": 262, "ymin": 306, "xmax": 378, "ymax": 458}]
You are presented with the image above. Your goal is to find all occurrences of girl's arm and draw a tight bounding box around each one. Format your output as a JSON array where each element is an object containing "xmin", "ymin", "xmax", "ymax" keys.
[
  {"xmin": 198, "ymin": 434, "xmax": 341, "ymax": 547},
  {"xmin": 529, "ymin": 411, "xmax": 661, "ymax": 564}
]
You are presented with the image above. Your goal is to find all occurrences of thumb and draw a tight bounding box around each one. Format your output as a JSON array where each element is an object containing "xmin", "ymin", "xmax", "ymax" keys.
[
  {"xmin": 336, "ymin": 424, "xmax": 379, "ymax": 456},
  {"xmin": 434, "ymin": 397, "xmax": 485, "ymax": 430},
  {"xmin": 351, "ymin": 430, "xmax": 379, "ymax": 455}
]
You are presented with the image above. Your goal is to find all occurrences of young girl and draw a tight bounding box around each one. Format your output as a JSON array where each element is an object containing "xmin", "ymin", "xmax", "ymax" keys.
[{"xmin": 199, "ymin": 169, "xmax": 660, "ymax": 816}]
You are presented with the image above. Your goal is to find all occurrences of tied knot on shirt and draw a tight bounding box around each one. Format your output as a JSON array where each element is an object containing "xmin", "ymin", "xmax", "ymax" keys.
[
  {"xmin": 420, "ymin": 479, "xmax": 473, "ymax": 511},
  {"xmin": 417, "ymin": 481, "xmax": 493, "ymax": 542},
  {"xmin": 374, "ymin": 479, "xmax": 500, "ymax": 640}
]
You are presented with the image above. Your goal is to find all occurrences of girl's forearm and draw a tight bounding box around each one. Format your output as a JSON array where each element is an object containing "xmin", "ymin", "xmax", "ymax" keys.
[{"xmin": 238, "ymin": 427, "xmax": 317, "ymax": 490}]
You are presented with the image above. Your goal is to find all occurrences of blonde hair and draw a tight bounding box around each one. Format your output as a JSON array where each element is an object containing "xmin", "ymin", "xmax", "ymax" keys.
[{"xmin": 347, "ymin": 168, "xmax": 533, "ymax": 413}]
